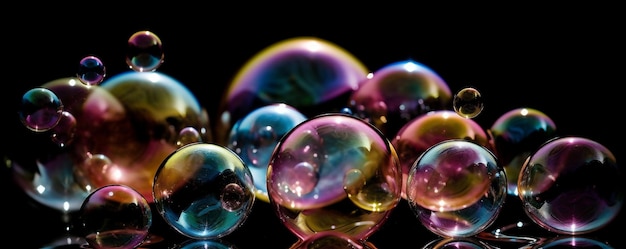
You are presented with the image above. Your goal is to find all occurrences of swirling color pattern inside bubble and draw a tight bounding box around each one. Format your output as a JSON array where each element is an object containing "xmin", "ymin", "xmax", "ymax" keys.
[
  {"xmin": 518, "ymin": 136, "xmax": 624, "ymax": 235},
  {"xmin": 406, "ymin": 139, "xmax": 507, "ymax": 237},
  {"xmin": 153, "ymin": 143, "xmax": 255, "ymax": 239},
  {"xmin": 267, "ymin": 113, "xmax": 402, "ymax": 241},
  {"xmin": 214, "ymin": 36, "xmax": 369, "ymax": 145}
]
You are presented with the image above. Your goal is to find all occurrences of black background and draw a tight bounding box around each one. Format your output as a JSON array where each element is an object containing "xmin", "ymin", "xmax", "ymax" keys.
[{"xmin": 2, "ymin": 5, "xmax": 623, "ymax": 248}]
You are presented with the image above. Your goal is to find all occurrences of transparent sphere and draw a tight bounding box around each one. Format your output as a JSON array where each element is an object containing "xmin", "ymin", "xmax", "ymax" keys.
[
  {"xmin": 10, "ymin": 78, "xmax": 94, "ymax": 213},
  {"xmin": 19, "ymin": 87, "xmax": 64, "ymax": 132},
  {"xmin": 423, "ymin": 237, "xmax": 493, "ymax": 249},
  {"xmin": 406, "ymin": 139, "xmax": 507, "ymax": 237},
  {"xmin": 126, "ymin": 30, "xmax": 164, "ymax": 72},
  {"xmin": 488, "ymin": 107, "xmax": 557, "ymax": 196},
  {"xmin": 79, "ymin": 184, "xmax": 152, "ymax": 249},
  {"xmin": 518, "ymin": 136, "xmax": 624, "ymax": 235},
  {"xmin": 536, "ymin": 236, "xmax": 614, "ymax": 248},
  {"xmin": 177, "ymin": 239, "xmax": 237, "ymax": 249},
  {"xmin": 214, "ymin": 36, "xmax": 370, "ymax": 145},
  {"xmin": 453, "ymin": 87, "xmax": 483, "ymax": 119},
  {"xmin": 391, "ymin": 110, "xmax": 490, "ymax": 199},
  {"xmin": 153, "ymin": 143, "xmax": 255, "ymax": 239},
  {"xmin": 267, "ymin": 113, "xmax": 402, "ymax": 241},
  {"xmin": 76, "ymin": 71, "xmax": 211, "ymax": 202},
  {"xmin": 289, "ymin": 231, "xmax": 377, "ymax": 249},
  {"xmin": 227, "ymin": 103, "xmax": 307, "ymax": 203},
  {"xmin": 348, "ymin": 59, "xmax": 452, "ymax": 138},
  {"xmin": 77, "ymin": 55, "xmax": 106, "ymax": 85}
]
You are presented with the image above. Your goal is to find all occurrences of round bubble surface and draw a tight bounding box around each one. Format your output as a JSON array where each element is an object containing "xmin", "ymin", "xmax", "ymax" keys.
[
  {"xmin": 214, "ymin": 36, "xmax": 369, "ymax": 145},
  {"xmin": 267, "ymin": 113, "xmax": 402, "ymax": 240},
  {"xmin": 77, "ymin": 55, "xmax": 106, "ymax": 85},
  {"xmin": 518, "ymin": 136, "xmax": 624, "ymax": 235},
  {"xmin": 406, "ymin": 139, "xmax": 506, "ymax": 237},
  {"xmin": 19, "ymin": 87, "xmax": 64, "ymax": 132},
  {"xmin": 228, "ymin": 103, "xmax": 307, "ymax": 203},
  {"xmin": 488, "ymin": 107, "xmax": 557, "ymax": 196},
  {"xmin": 153, "ymin": 143, "xmax": 255, "ymax": 239},
  {"xmin": 453, "ymin": 87, "xmax": 483, "ymax": 119},
  {"xmin": 289, "ymin": 231, "xmax": 377, "ymax": 249},
  {"xmin": 79, "ymin": 184, "xmax": 152, "ymax": 249},
  {"xmin": 391, "ymin": 110, "xmax": 490, "ymax": 199},
  {"xmin": 348, "ymin": 59, "xmax": 452, "ymax": 137},
  {"xmin": 126, "ymin": 30, "xmax": 164, "ymax": 72}
]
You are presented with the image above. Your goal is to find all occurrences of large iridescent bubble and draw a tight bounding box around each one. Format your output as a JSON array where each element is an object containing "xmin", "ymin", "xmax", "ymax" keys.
[
  {"xmin": 75, "ymin": 71, "xmax": 211, "ymax": 202},
  {"xmin": 517, "ymin": 136, "xmax": 623, "ymax": 235},
  {"xmin": 348, "ymin": 59, "xmax": 452, "ymax": 138},
  {"xmin": 406, "ymin": 139, "xmax": 507, "ymax": 237},
  {"xmin": 267, "ymin": 113, "xmax": 402, "ymax": 241},
  {"xmin": 391, "ymin": 110, "xmax": 490, "ymax": 199},
  {"xmin": 153, "ymin": 143, "xmax": 255, "ymax": 239},
  {"xmin": 214, "ymin": 36, "xmax": 370, "ymax": 145},
  {"xmin": 227, "ymin": 103, "xmax": 307, "ymax": 203},
  {"xmin": 488, "ymin": 107, "xmax": 557, "ymax": 196},
  {"xmin": 10, "ymin": 77, "xmax": 95, "ymax": 213}
]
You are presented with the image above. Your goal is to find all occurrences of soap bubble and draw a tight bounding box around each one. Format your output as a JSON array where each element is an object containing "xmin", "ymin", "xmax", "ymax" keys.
[
  {"xmin": 227, "ymin": 103, "xmax": 307, "ymax": 203},
  {"xmin": 153, "ymin": 143, "xmax": 255, "ymax": 239},
  {"xmin": 177, "ymin": 239, "xmax": 237, "ymax": 249},
  {"xmin": 126, "ymin": 30, "xmax": 164, "ymax": 72},
  {"xmin": 19, "ymin": 87, "xmax": 64, "ymax": 132},
  {"xmin": 77, "ymin": 55, "xmax": 106, "ymax": 85},
  {"xmin": 214, "ymin": 36, "xmax": 369, "ymax": 145},
  {"xmin": 488, "ymin": 107, "xmax": 557, "ymax": 196},
  {"xmin": 518, "ymin": 136, "xmax": 624, "ymax": 235},
  {"xmin": 391, "ymin": 110, "xmax": 490, "ymax": 199},
  {"xmin": 79, "ymin": 184, "xmax": 152, "ymax": 249},
  {"xmin": 453, "ymin": 87, "xmax": 483, "ymax": 119},
  {"xmin": 289, "ymin": 231, "xmax": 377, "ymax": 249},
  {"xmin": 406, "ymin": 139, "xmax": 507, "ymax": 237},
  {"xmin": 423, "ymin": 237, "xmax": 493, "ymax": 249},
  {"xmin": 348, "ymin": 59, "xmax": 452, "ymax": 138},
  {"xmin": 267, "ymin": 113, "xmax": 402, "ymax": 240}
]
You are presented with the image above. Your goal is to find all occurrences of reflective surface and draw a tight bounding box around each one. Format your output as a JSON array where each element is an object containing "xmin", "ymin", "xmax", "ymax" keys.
[{"xmin": 3, "ymin": 9, "xmax": 624, "ymax": 249}]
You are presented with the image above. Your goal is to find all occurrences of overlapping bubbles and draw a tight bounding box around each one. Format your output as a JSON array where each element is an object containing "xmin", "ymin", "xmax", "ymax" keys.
[{"xmin": 8, "ymin": 30, "xmax": 623, "ymax": 248}]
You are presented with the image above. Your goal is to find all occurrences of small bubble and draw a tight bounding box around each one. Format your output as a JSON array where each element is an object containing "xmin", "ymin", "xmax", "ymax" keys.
[
  {"xmin": 126, "ymin": 31, "xmax": 164, "ymax": 72},
  {"xmin": 77, "ymin": 55, "xmax": 106, "ymax": 85},
  {"xmin": 19, "ymin": 87, "xmax": 64, "ymax": 132},
  {"xmin": 453, "ymin": 87, "xmax": 483, "ymax": 118}
]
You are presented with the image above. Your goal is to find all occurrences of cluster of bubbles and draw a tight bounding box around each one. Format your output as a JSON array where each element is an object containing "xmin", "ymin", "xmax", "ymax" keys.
[{"xmin": 9, "ymin": 31, "xmax": 623, "ymax": 249}]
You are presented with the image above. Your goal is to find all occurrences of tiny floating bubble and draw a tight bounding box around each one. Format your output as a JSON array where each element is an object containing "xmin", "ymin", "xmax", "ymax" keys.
[
  {"xmin": 77, "ymin": 55, "xmax": 106, "ymax": 85},
  {"xmin": 19, "ymin": 87, "xmax": 64, "ymax": 132},
  {"xmin": 126, "ymin": 30, "xmax": 164, "ymax": 72},
  {"xmin": 453, "ymin": 87, "xmax": 483, "ymax": 119}
]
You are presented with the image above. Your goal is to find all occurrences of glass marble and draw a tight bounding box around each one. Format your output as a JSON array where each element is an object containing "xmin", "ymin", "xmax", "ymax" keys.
[
  {"xmin": 19, "ymin": 87, "xmax": 64, "ymax": 132},
  {"xmin": 406, "ymin": 139, "xmax": 507, "ymax": 237},
  {"xmin": 267, "ymin": 113, "xmax": 402, "ymax": 241},
  {"xmin": 488, "ymin": 107, "xmax": 557, "ymax": 196},
  {"xmin": 289, "ymin": 231, "xmax": 377, "ymax": 249},
  {"xmin": 227, "ymin": 103, "xmax": 307, "ymax": 203},
  {"xmin": 348, "ymin": 59, "xmax": 452, "ymax": 138},
  {"xmin": 126, "ymin": 30, "xmax": 164, "ymax": 72},
  {"xmin": 79, "ymin": 184, "xmax": 152, "ymax": 249},
  {"xmin": 214, "ymin": 36, "xmax": 370, "ymax": 145},
  {"xmin": 77, "ymin": 55, "xmax": 106, "ymax": 85},
  {"xmin": 518, "ymin": 136, "xmax": 624, "ymax": 235},
  {"xmin": 391, "ymin": 110, "xmax": 490, "ymax": 199},
  {"xmin": 153, "ymin": 143, "xmax": 255, "ymax": 239},
  {"xmin": 452, "ymin": 87, "xmax": 483, "ymax": 119}
]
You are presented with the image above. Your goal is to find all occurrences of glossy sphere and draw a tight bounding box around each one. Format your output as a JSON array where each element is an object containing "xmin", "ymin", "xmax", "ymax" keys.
[
  {"xmin": 79, "ymin": 184, "xmax": 152, "ymax": 249},
  {"xmin": 77, "ymin": 55, "xmax": 106, "ymax": 85},
  {"xmin": 348, "ymin": 59, "xmax": 452, "ymax": 138},
  {"xmin": 177, "ymin": 239, "xmax": 236, "ymax": 249},
  {"xmin": 228, "ymin": 103, "xmax": 307, "ymax": 203},
  {"xmin": 538, "ymin": 236, "xmax": 614, "ymax": 248},
  {"xmin": 423, "ymin": 237, "xmax": 493, "ymax": 249},
  {"xmin": 453, "ymin": 87, "xmax": 483, "ymax": 119},
  {"xmin": 267, "ymin": 113, "xmax": 402, "ymax": 240},
  {"xmin": 19, "ymin": 87, "xmax": 64, "ymax": 132},
  {"xmin": 153, "ymin": 143, "xmax": 255, "ymax": 239},
  {"xmin": 11, "ymin": 78, "xmax": 94, "ymax": 212},
  {"xmin": 488, "ymin": 107, "xmax": 557, "ymax": 196},
  {"xmin": 214, "ymin": 36, "xmax": 369, "ymax": 145},
  {"xmin": 76, "ymin": 71, "xmax": 211, "ymax": 202},
  {"xmin": 126, "ymin": 30, "xmax": 164, "ymax": 72},
  {"xmin": 392, "ymin": 110, "xmax": 490, "ymax": 199},
  {"xmin": 406, "ymin": 139, "xmax": 506, "ymax": 237},
  {"xmin": 518, "ymin": 136, "xmax": 623, "ymax": 235}
]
